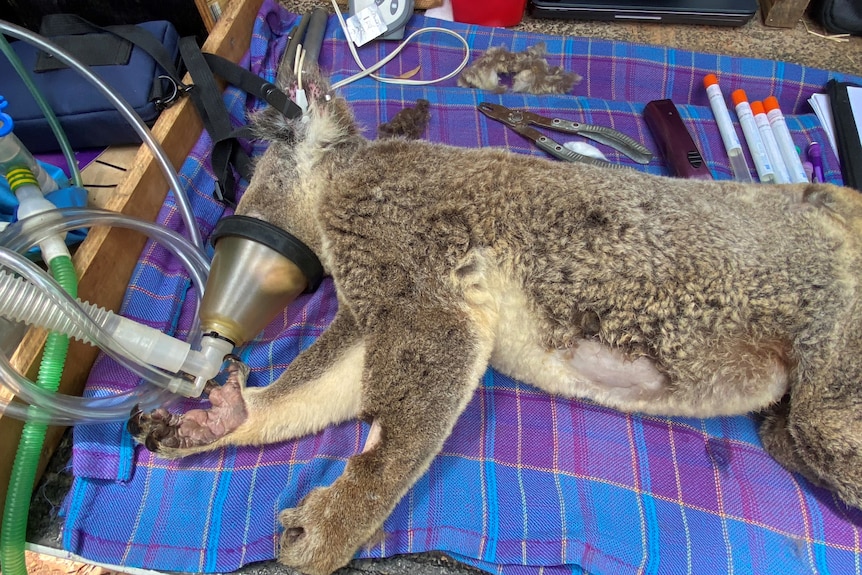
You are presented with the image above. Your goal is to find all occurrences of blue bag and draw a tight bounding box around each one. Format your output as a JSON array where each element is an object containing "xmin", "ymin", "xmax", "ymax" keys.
[{"xmin": 0, "ymin": 15, "xmax": 181, "ymax": 153}]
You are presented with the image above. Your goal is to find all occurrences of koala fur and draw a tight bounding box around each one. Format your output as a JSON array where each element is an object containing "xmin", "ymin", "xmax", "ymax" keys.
[
  {"xmin": 129, "ymin": 67, "xmax": 862, "ymax": 575},
  {"xmin": 457, "ymin": 43, "xmax": 582, "ymax": 94}
]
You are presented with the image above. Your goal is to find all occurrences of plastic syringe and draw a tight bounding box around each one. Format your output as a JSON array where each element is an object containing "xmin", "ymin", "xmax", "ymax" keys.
[
  {"xmin": 703, "ymin": 74, "xmax": 751, "ymax": 182},
  {"xmin": 731, "ymin": 89, "xmax": 775, "ymax": 183}
]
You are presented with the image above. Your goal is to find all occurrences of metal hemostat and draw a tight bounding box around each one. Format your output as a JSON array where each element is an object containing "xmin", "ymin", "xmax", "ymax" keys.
[{"xmin": 478, "ymin": 101, "xmax": 653, "ymax": 167}]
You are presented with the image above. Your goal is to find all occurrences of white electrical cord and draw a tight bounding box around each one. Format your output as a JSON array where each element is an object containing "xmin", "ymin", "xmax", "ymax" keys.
[{"xmin": 328, "ymin": 0, "xmax": 470, "ymax": 91}]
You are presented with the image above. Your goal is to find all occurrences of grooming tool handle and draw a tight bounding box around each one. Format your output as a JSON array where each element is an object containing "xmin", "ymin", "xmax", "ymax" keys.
[
  {"xmin": 644, "ymin": 99, "xmax": 713, "ymax": 180},
  {"xmin": 560, "ymin": 122, "xmax": 653, "ymax": 164}
]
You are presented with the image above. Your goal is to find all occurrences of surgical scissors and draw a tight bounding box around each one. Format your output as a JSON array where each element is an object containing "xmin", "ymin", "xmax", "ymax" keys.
[{"xmin": 478, "ymin": 102, "xmax": 653, "ymax": 168}]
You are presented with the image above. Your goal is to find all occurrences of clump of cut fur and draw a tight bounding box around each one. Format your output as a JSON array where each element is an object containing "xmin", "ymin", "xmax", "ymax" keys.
[
  {"xmin": 378, "ymin": 99, "xmax": 431, "ymax": 140},
  {"xmin": 457, "ymin": 43, "xmax": 582, "ymax": 94}
]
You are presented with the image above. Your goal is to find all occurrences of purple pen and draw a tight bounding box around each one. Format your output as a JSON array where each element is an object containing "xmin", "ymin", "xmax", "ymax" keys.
[{"xmin": 808, "ymin": 142, "xmax": 825, "ymax": 183}]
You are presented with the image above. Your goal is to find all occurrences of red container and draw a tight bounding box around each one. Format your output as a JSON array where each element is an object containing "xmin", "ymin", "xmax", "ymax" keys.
[{"xmin": 451, "ymin": 0, "xmax": 528, "ymax": 27}]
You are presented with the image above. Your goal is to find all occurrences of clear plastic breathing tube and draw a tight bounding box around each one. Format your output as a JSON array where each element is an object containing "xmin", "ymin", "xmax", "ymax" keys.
[
  {"xmin": 0, "ymin": 21, "xmax": 212, "ymax": 424},
  {"xmin": 0, "ymin": 209, "xmax": 211, "ymax": 424},
  {"xmin": 0, "ymin": 34, "xmax": 82, "ymax": 188},
  {"xmin": 0, "ymin": 19, "xmax": 202, "ymax": 250}
]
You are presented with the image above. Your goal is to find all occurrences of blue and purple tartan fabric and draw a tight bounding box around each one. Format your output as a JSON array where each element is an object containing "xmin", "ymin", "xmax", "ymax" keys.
[{"xmin": 64, "ymin": 1, "xmax": 862, "ymax": 573}]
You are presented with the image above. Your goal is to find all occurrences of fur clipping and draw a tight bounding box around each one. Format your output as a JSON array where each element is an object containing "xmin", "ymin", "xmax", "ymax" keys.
[
  {"xmin": 378, "ymin": 99, "xmax": 431, "ymax": 140},
  {"xmin": 457, "ymin": 43, "xmax": 582, "ymax": 94}
]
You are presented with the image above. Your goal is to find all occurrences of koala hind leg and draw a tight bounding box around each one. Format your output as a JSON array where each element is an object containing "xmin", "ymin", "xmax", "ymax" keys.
[
  {"xmin": 759, "ymin": 341, "xmax": 862, "ymax": 509},
  {"xmin": 277, "ymin": 305, "xmax": 491, "ymax": 575},
  {"xmin": 129, "ymin": 309, "xmax": 365, "ymax": 459}
]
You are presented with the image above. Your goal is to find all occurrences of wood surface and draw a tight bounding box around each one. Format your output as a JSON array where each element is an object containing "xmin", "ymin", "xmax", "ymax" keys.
[
  {"xmin": 760, "ymin": 0, "xmax": 811, "ymax": 27},
  {"xmin": 195, "ymin": 0, "xmax": 234, "ymax": 31}
]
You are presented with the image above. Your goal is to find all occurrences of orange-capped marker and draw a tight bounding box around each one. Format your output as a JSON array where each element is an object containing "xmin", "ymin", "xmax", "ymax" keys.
[
  {"xmin": 703, "ymin": 73, "xmax": 719, "ymax": 89},
  {"xmin": 750, "ymin": 100, "xmax": 765, "ymax": 116},
  {"xmin": 731, "ymin": 88, "xmax": 748, "ymax": 107},
  {"xmin": 763, "ymin": 95, "xmax": 781, "ymax": 113}
]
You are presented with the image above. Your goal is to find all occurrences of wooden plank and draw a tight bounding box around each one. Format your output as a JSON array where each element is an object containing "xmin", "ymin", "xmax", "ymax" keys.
[
  {"xmin": 0, "ymin": 0, "xmax": 265, "ymax": 534},
  {"xmin": 196, "ymin": 0, "xmax": 233, "ymax": 32},
  {"xmin": 196, "ymin": 0, "xmax": 218, "ymax": 31},
  {"xmin": 760, "ymin": 0, "xmax": 811, "ymax": 27},
  {"xmin": 81, "ymin": 146, "xmax": 140, "ymax": 209}
]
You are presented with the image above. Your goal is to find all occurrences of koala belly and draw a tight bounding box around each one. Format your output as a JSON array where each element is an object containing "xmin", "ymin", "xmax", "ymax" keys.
[
  {"xmin": 462, "ymin": 270, "xmax": 664, "ymax": 411},
  {"xmin": 489, "ymin": 323, "xmax": 672, "ymax": 413},
  {"xmin": 479, "ymin": 278, "xmax": 785, "ymax": 418}
]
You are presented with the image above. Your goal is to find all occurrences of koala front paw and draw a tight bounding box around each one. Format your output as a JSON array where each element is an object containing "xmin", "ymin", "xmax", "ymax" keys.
[
  {"xmin": 278, "ymin": 487, "xmax": 359, "ymax": 575},
  {"xmin": 127, "ymin": 356, "xmax": 250, "ymax": 458}
]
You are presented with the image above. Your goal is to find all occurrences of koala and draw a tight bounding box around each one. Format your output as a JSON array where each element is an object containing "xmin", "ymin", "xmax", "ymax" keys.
[{"xmin": 129, "ymin": 66, "xmax": 862, "ymax": 575}]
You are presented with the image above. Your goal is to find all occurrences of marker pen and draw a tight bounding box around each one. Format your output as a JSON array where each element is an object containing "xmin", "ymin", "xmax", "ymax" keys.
[
  {"xmin": 763, "ymin": 96, "xmax": 809, "ymax": 183},
  {"xmin": 750, "ymin": 100, "xmax": 791, "ymax": 184},
  {"xmin": 703, "ymin": 74, "xmax": 752, "ymax": 182},
  {"xmin": 808, "ymin": 142, "xmax": 825, "ymax": 183},
  {"xmin": 731, "ymin": 89, "xmax": 775, "ymax": 183}
]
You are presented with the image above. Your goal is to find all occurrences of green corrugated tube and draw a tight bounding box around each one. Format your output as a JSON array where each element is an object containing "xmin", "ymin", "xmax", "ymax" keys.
[{"xmin": 0, "ymin": 254, "xmax": 77, "ymax": 575}]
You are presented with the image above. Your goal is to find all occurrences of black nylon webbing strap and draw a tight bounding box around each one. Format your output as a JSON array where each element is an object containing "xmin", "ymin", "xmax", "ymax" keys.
[
  {"xmin": 202, "ymin": 53, "xmax": 302, "ymax": 119},
  {"xmin": 180, "ymin": 36, "xmax": 249, "ymax": 206},
  {"xmin": 33, "ymin": 15, "xmax": 302, "ymax": 206},
  {"xmin": 38, "ymin": 14, "xmax": 184, "ymax": 105},
  {"xmin": 34, "ymin": 33, "xmax": 132, "ymax": 70},
  {"xmin": 179, "ymin": 36, "xmax": 302, "ymax": 205}
]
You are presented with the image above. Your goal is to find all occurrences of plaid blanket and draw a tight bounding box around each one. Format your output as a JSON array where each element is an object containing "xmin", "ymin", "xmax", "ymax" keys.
[{"xmin": 63, "ymin": 1, "xmax": 862, "ymax": 573}]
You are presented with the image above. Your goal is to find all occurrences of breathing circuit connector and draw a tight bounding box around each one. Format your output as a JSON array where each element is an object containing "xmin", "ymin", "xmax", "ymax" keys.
[
  {"xmin": 0, "ymin": 20, "xmax": 211, "ymax": 423},
  {"xmin": 0, "ymin": 267, "xmax": 231, "ymax": 396},
  {"xmin": 0, "ymin": 97, "xmax": 59, "ymax": 193}
]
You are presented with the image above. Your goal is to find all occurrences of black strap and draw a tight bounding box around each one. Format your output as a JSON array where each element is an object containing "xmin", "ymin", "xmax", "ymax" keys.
[
  {"xmin": 34, "ymin": 30, "xmax": 132, "ymax": 71},
  {"xmin": 180, "ymin": 37, "xmax": 302, "ymax": 206},
  {"xmin": 37, "ymin": 14, "xmax": 303, "ymax": 206},
  {"xmin": 180, "ymin": 36, "xmax": 248, "ymax": 207},
  {"xmin": 202, "ymin": 52, "xmax": 301, "ymax": 118},
  {"xmin": 39, "ymin": 14, "xmax": 186, "ymax": 107}
]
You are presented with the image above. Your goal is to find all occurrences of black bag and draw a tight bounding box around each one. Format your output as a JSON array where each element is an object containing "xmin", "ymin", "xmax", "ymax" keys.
[
  {"xmin": 0, "ymin": 15, "xmax": 181, "ymax": 153},
  {"xmin": 812, "ymin": 0, "xmax": 862, "ymax": 35}
]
